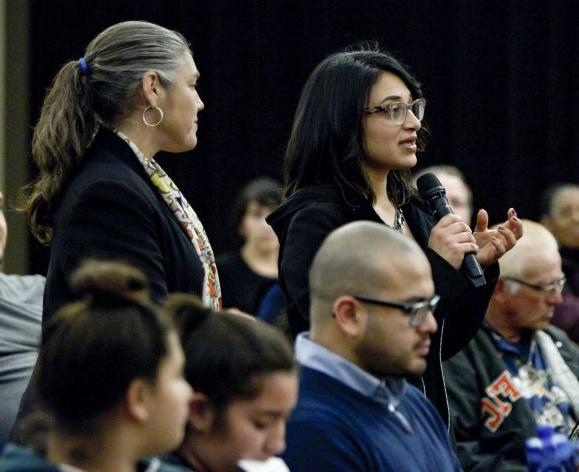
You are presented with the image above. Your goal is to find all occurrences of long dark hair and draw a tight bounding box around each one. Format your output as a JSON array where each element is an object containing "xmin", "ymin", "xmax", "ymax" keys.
[
  {"xmin": 36, "ymin": 260, "xmax": 173, "ymax": 433},
  {"xmin": 167, "ymin": 295, "xmax": 295, "ymax": 422},
  {"xmin": 285, "ymin": 46, "xmax": 429, "ymax": 206},
  {"xmin": 25, "ymin": 21, "xmax": 190, "ymax": 244}
]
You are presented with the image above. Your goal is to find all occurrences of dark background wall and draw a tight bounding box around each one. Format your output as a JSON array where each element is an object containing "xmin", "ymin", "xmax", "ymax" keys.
[{"xmin": 28, "ymin": 0, "xmax": 579, "ymax": 274}]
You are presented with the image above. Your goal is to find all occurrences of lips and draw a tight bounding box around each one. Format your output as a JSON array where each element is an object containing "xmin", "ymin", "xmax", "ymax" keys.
[
  {"xmin": 416, "ymin": 340, "xmax": 431, "ymax": 356},
  {"xmin": 399, "ymin": 136, "xmax": 417, "ymax": 145},
  {"xmin": 399, "ymin": 136, "xmax": 417, "ymax": 151}
]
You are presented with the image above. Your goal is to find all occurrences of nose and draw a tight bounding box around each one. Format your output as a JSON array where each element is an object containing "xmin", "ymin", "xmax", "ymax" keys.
[
  {"xmin": 550, "ymin": 290, "xmax": 564, "ymax": 305},
  {"xmin": 404, "ymin": 107, "xmax": 421, "ymax": 130},
  {"xmin": 417, "ymin": 311, "xmax": 437, "ymax": 334},
  {"xmin": 196, "ymin": 92, "xmax": 205, "ymax": 112},
  {"xmin": 264, "ymin": 422, "xmax": 286, "ymax": 457}
]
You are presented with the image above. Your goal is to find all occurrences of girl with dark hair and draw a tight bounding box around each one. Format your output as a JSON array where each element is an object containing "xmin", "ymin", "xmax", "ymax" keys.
[
  {"xmin": 0, "ymin": 260, "xmax": 192, "ymax": 471},
  {"xmin": 25, "ymin": 21, "xmax": 221, "ymax": 321},
  {"xmin": 217, "ymin": 177, "xmax": 283, "ymax": 317},
  {"xmin": 162, "ymin": 295, "xmax": 297, "ymax": 472},
  {"xmin": 267, "ymin": 47, "xmax": 523, "ymax": 423}
]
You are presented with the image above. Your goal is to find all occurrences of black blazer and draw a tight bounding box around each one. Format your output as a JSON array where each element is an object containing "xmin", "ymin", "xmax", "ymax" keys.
[{"xmin": 43, "ymin": 129, "xmax": 205, "ymax": 321}]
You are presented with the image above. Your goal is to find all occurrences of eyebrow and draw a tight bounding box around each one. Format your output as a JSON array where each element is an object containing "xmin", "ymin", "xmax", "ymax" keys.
[{"xmin": 377, "ymin": 94, "xmax": 412, "ymax": 105}]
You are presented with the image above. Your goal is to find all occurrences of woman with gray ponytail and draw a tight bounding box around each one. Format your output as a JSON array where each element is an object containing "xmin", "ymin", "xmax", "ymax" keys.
[{"xmin": 25, "ymin": 21, "xmax": 221, "ymax": 320}]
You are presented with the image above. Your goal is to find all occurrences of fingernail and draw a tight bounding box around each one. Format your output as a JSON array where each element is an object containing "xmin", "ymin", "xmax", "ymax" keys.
[{"xmin": 498, "ymin": 225, "xmax": 505, "ymax": 230}]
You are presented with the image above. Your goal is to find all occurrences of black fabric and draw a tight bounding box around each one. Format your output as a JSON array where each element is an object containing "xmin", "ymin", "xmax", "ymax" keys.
[
  {"xmin": 28, "ymin": 2, "xmax": 579, "ymax": 276},
  {"xmin": 43, "ymin": 129, "xmax": 205, "ymax": 321},
  {"xmin": 443, "ymin": 324, "xmax": 579, "ymax": 471},
  {"xmin": 267, "ymin": 184, "xmax": 499, "ymax": 424},
  {"xmin": 216, "ymin": 252, "xmax": 277, "ymax": 314}
]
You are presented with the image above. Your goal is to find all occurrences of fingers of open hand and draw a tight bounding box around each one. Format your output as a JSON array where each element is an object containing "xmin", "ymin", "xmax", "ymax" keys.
[
  {"xmin": 505, "ymin": 209, "xmax": 523, "ymax": 240},
  {"xmin": 496, "ymin": 225, "xmax": 517, "ymax": 251}
]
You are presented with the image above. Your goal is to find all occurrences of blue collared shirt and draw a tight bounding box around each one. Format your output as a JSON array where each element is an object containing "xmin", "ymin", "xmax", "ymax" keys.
[{"xmin": 295, "ymin": 332, "xmax": 413, "ymax": 433}]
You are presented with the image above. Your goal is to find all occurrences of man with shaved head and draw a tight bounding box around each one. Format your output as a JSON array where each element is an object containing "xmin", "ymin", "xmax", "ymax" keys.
[
  {"xmin": 282, "ymin": 221, "xmax": 461, "ymax": 471},
  {"xmin": 445, "ymin": 220, "xmax": 579, "ymax": 471}
]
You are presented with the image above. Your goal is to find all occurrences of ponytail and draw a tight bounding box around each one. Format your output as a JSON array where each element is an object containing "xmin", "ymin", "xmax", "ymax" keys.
[
  {"xmin": 26, "ymin": 59, "xmax": 97, "ymax": 244},
  {"xmin": 23, "ymin": 21, "xmax": 190, "ymax": 245}
]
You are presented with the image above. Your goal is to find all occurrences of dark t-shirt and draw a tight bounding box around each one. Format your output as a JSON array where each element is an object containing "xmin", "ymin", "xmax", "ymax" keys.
[{"xmin": 217, "ymin": 252, "xmax": 277, "ymax": 315}]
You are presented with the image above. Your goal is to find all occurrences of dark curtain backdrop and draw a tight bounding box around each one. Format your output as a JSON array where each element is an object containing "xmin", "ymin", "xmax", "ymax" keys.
[{"xmin": 28, "ymin": 0, "xmax": 579, "ymax": 274}]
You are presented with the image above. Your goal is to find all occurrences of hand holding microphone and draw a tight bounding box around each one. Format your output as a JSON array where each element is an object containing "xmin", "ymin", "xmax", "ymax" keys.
[{"xmin": 417, "ymin": 173, "xmax": 486, "ymax": 287}]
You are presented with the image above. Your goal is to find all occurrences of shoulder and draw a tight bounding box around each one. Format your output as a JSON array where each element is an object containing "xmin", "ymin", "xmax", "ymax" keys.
[{"xmin": 0, "ymin": 444, "xmax": 59, "ymax": 471}]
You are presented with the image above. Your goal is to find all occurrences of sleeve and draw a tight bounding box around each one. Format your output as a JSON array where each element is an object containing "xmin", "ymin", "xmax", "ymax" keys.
[
  {"xmin": 426, "ymin": 247, "xmax": 499, "ymax": 360},
  {"xmin": 59, "ymin": 180, "xmax": 169, "ymax": 303},
  {"xmin": 279, "ymin": 205, "xmax": 344, "ymax": 335},
  {"xmin": 444, "ymin": 352, "xmax": 527, "ymax": 472},
  {"xmin": 282, "ymin": 420, "xmax": 371, "ymax": 472}
]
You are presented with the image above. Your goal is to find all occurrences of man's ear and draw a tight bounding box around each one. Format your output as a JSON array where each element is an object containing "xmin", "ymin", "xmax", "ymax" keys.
[
  {"xmin": 493, "ymin": 279, "xmax": 512, "ymax": 305},
  {"xmin": 140, "ymin": 70, "xmax": 163, "ymax": 106},
  {"xmin": 332, "ymin": 295, "xmax": 366, "ymax": 338},
  {"xmin": 125, "ymin": 378, "xmax": 151, "ymax": 423},
  {"xmin": 188, "ymin": 392, "xmax": 215, "ymax": 433}
]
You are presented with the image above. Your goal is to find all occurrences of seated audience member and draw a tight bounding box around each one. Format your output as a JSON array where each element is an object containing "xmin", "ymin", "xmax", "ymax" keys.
[
  {"xmin": 163, "ymin": 295, "xmax": 297, "ymax": 472},
  {"xmin": 540, "ymin": 183, "xmax": 579, "ymax": 343},
  {"xmin": 217, "ymin": 177, "xmax": 283, "ymax": 317},
  {"xmin": 0, "ymin": 260, "xmax": 192, "ymax": 471},
  {"xmin": 444, "ymin": 220, "xmax": 579, "ymax": 471},
  {"xmin": 414, "ymin": 165, "xmax": 474, "ymax": 225},
  {"xmin": 282, "ymin": 221, "xmax": 461, "ymax": 471},
  {"xmin": 0, "ymin": 192, "xmax": 45, "ymax": 448}
]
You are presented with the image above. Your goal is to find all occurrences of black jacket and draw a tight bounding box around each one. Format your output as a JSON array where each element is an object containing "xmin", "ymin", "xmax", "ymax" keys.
[
  {"xmin": 43, "ymin": 129, "xmax": 205, "ymax": 321},
  {"xmin": 444, "ymin": 324, "xmax": 579, "ymax": 471},
  {"xmin": 267, "ymin": 184, "xmax": 499, "ymax": 424}
]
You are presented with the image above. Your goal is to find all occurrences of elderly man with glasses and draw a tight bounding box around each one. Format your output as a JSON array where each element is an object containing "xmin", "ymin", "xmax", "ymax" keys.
[
  {"xmin": 444, "ymin": 219, "xmax": 579, "ymax": 471},
  {"xmin": 282, "ymin": 221, "xmax": 461, "ymax": 471}
]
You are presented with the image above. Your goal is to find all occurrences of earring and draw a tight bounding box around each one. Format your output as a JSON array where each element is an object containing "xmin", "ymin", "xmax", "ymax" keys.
[{"xmin": 142, "ymin": 105, "xmax": 164, "ymax": 127}]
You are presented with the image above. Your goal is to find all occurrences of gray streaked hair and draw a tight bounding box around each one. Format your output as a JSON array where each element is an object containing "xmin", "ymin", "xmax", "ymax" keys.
[{"xmin": 26, "ymin": 21, "xmax": 191, "ymax": 244}]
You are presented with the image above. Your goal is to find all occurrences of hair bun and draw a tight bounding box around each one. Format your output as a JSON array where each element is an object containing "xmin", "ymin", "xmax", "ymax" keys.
[{"xmin": 69, "ymin": 259, "xmax": 150, "ymax": 305}]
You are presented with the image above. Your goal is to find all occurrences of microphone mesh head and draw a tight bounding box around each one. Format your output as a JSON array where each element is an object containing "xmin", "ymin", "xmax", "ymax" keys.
[{"xmin": 416, "ymin": 173, "xmax": 444, "ymax": 196}]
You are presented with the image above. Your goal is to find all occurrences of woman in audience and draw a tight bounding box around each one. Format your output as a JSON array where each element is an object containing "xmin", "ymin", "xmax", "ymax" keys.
[
  {"xmin": 0, "ymin": 260, "xmax": 192, "ymax": 471},
  {"xmin": 163, "ymin": 295, "xmax": 298, "ymax": 472},
  {"xmin": 266, "ymin": 45, "xmax": 523, "ymax": 424},
  {"xmin": 25, "ymin": 20, "xmax": 221, "ymax": 321},
  {"xmin": 218, "ymin": 177, "xmax": 283, "ymax": 318}
]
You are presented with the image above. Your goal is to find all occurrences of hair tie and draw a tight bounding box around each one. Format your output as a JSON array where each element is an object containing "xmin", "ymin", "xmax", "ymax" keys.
[{"xmin": 78, "ymin": 57, "xmax": 89, "ymax": 75}]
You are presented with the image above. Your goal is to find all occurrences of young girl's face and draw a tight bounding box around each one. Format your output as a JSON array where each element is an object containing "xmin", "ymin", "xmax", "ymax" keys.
[
  {"xmin": 206, "ymin": 371, "xmax": 298, "ymax": 472},
  {"xmin": 142, "ymin": 332, "xmax": 193, "ymax": 455}
]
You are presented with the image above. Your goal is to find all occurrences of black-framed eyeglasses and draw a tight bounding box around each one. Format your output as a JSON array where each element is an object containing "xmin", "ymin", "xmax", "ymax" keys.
[
  {"xmin": 362, "ymin": 98, "xmax": 426, "ymax": 125},
  {"xmin": 353, "ymin": 294, "xmax": 440, "ymax": 327},
  {"xmin": 502, "ymin": 276, "xmax": 567, "ymax": 297}
]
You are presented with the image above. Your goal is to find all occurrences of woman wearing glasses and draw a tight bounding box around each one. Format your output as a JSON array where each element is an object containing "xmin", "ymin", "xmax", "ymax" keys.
[{"xmin": 267, "ymin": 46, "xmax": 522, "ymax": 424}]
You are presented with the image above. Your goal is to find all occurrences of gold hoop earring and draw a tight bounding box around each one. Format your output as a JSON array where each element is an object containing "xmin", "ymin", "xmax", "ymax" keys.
[{"xmin": 142, "ymin": 105, "xmax": 164, "ymax": 127}]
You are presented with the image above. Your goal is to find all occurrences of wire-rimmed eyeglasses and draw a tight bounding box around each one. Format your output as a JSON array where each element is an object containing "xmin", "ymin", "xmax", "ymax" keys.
[
  {"xmin": 353, "ymin": 293, "xmax": 440, "ymax": 327},
  {"xmin": 363, "ymin": 98, "xmax": 426, "ymax": 125},
  {"xmin": 502, "ymin": 276, "xmax": 566, "ymax": 297}
]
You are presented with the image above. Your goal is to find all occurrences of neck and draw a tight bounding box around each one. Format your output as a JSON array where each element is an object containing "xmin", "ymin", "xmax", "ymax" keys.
[
  {"xmin": 241, "ymin": 244, "xmax": 278, "ymax": 278},
  {"xmin": 485, "ymin": 306, "xmax": 523, "ymax": 343},
  {"xmin": 115, "ymin": 114, "xmax": 159, "ymax": 159},
  {"xmin": 310, "ymin": 328, "xmax": 365, "ymax": 370},
  {"xmin": 47, "ymin": 427, "xmax": 140, "ymax": 472},
  {"xmin": 177, "ymin": 435, "xmax": 232, "ymax": 472},
  {"xmin": 365, "ymin": 166, "xmax": 390, "ymax": 206}
]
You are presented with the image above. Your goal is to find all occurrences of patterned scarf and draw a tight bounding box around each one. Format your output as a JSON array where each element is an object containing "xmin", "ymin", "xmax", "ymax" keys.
[{"xmin": 114, "ymin": 130, "xmax": 222, "ymax": 309}]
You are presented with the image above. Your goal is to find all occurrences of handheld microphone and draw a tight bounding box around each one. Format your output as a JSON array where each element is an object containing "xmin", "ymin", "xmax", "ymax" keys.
[{"xmin": 417, "ymin": 173, "xmax": 486, "ymax": 288}]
